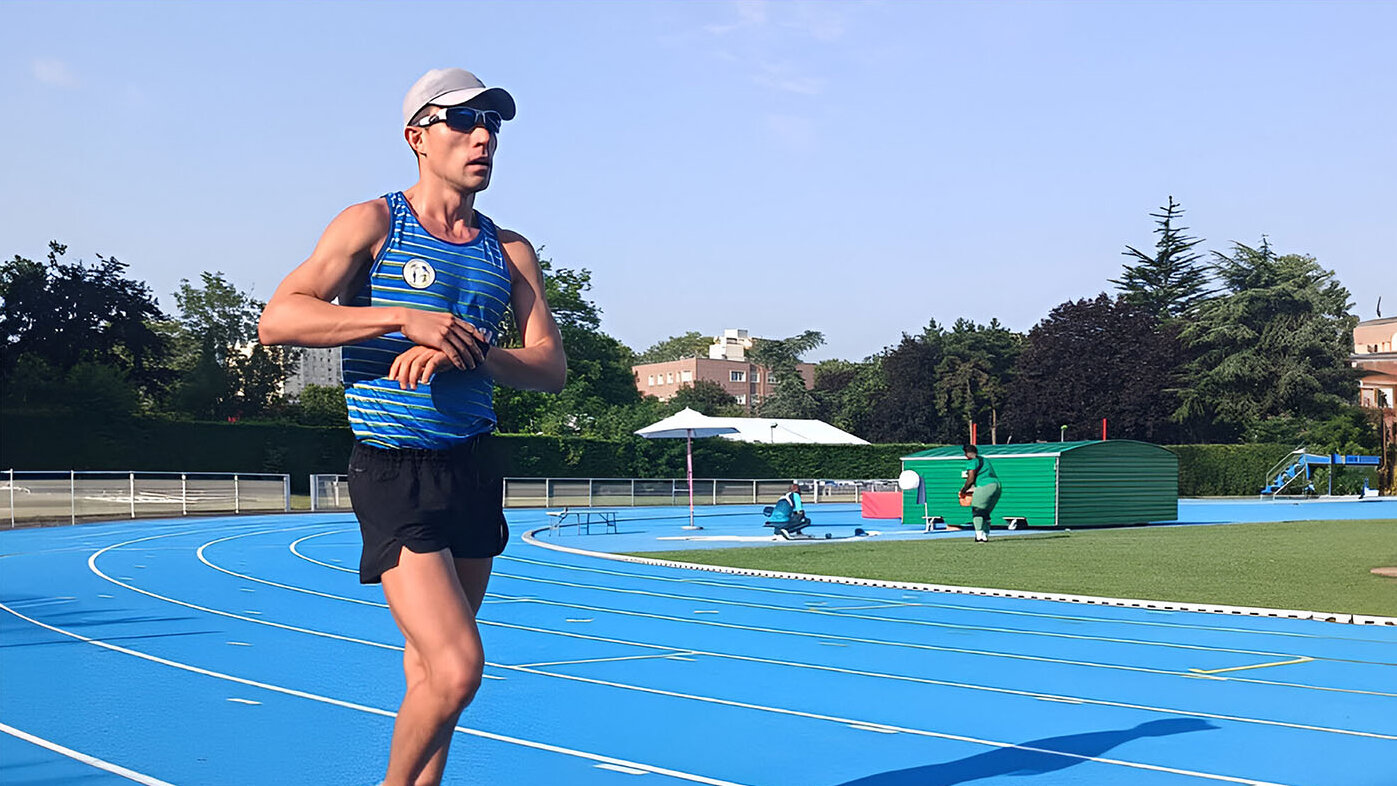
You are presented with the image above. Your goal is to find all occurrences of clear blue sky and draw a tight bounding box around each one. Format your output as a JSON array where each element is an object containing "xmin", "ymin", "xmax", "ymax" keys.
[{"xmin": 3, "ymin": 0, "xmax": 1393, "ymax": 362}]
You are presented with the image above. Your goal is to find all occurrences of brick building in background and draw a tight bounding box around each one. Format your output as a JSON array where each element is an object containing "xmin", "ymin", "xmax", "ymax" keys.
[
  {"xmin": 1353, "ymin": 316, "xmax": 1397, "ymax": 495},
  {"xmin": 632, "ymin": 329, "xmax": 814, "ymax": 413},
  {"xmin": 1353, "ymin": 316, "xmax": 1397, "ymax": 409}
]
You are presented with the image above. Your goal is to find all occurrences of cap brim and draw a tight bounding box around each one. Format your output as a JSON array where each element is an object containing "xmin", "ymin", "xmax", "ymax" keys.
[{"xmin": 429, "ymin": 86, "xmax": 516, "ymax": 121}]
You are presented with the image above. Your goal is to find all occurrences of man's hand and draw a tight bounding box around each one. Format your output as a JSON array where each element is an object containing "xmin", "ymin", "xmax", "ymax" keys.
[
  {"xmin": 389, "ymin": 345, "xmax": 451, "ymax": 390},
  {"xmin": 399, "ymin": 310, "xmax": 490, "ymax": 370}
]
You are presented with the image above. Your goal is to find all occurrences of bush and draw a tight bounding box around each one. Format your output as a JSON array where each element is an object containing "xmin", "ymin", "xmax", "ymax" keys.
[{"xmin": 2, "ymin": 410, "xmax": 1377, "ymax": 497}]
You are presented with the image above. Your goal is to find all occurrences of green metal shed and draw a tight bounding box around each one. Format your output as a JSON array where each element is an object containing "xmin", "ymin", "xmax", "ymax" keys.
[{"xmin": 900, "ymin": 440, "xmax": 1178, "ymax": 528}]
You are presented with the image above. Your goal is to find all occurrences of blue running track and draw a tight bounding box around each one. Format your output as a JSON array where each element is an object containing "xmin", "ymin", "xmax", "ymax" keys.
[{"xmin": 2, "ymin": 506, "xmax": 1395, "ymax": 785}]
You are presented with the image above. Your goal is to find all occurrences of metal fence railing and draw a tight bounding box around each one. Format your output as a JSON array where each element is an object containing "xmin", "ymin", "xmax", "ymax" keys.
[
  {"xmin": 307, "ymin": 476, "xmax": 897, "ymax": 511},
  {"xmin": 3, "ymin": 470, "xmax": 291, "ymax": 527}
]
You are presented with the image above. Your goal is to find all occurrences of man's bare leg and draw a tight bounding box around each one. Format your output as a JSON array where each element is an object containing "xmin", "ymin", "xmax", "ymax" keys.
[
  {"xmin": 379, "ymin": 549, "xmax": 490, "ymax": 786},
  {"xmin": 402, "ymin": 557, "xmax": 493, "ymax": 786}
]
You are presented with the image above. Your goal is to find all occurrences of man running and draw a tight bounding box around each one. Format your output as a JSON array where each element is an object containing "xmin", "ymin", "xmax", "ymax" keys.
[{"xmin": 258, "ymin": 67, "xmax": 566, "ymax": 786}]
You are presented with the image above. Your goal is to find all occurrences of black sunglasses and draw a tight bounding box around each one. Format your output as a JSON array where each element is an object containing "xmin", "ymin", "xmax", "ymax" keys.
[{"xmin": 415, "ymin": 106, "xmax": 504, "ymax": 135}]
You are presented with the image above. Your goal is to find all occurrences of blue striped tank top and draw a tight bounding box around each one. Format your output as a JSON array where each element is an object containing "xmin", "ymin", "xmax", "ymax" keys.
[{"xmin": 341, "ymin": 192, "xmax": 512, "ymax": 449}]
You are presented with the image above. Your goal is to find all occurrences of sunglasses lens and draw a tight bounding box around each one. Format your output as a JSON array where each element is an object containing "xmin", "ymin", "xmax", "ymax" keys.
[{"xmin": 445, "ymin": 107, "xmax": 502, "ymax": 135}]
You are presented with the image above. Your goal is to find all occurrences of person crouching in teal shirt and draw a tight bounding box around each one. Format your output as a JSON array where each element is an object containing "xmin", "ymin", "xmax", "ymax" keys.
[{"xmin": 958, "ymin": 444, "xmax": 1001, "ymax": 542}]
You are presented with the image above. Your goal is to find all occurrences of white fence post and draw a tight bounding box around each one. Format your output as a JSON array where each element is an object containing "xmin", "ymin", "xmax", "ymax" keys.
[
  {"xmin": 588, "ymin": 478, "xmax": 594, "ymax": 508},
  {"xmin": 129, "ymin": 473, "xmax": 136, "ymax": 519},
  {"xmin": 234, "ymin": 474, "xmax": 241, "ymax": 514},
  {"xmin": 70, "ymin": 470, "xmax": 75, "ymax": 525},
  {"xmin": 283, "ymin": 475, "xmax": 291, "ymax": 512},
  {"xmin": 630, "ymin": 479, "xmax": 635, "ymax": 507},
  {"xmin": 181, "ymin": 473, "xmax": 188, "ymax": 516},
  {"xmin": 9, "ymin": 468, "xmax": 14, "ymax": 528},
  {"xmin": 751, "ymin": 480, "xmax": 757, "ymax": 504}
]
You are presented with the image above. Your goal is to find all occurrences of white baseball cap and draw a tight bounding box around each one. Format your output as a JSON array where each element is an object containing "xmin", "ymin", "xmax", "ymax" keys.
[{"xmin": 402, "ymin": 68, "xmax": 517, "ymax": 126}]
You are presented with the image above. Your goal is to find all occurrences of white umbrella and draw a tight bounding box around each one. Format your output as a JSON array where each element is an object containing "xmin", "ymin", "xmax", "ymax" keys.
[{"xmin": 635, "ymin": 408, "xmax": 739, "ymax": 530}]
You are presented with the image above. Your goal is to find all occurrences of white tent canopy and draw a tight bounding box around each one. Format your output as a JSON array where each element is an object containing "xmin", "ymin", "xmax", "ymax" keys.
[{"xmin": 703, "ymin": 417, "xmax": 869, "ymax": 445}]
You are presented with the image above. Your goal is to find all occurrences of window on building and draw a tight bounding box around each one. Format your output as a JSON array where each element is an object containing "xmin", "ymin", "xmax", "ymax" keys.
[
  {"xmin": 730, "ymin": 370, "xmax": 746, "ymax": 382},
  {"xmin": 736, "ymin": 394, "xmax": 746, "ymax": 404},
  {"xmin": 767, "ymin": 371, "xmax": 777, "ymax": 382},
  {"xmin": 753, "ymin": 372, "xmax": 760, "ymax": 383},
  {"xmin": 680, "ymin": 370, "xmax": 693, "ymax": 383},
  {"xmin": 647, "ymin": 375, "xmax": 654, "ymax": 386},
  {"xmin": 667, "ymin": 372, "xmax": 674, "ymax": 383}
]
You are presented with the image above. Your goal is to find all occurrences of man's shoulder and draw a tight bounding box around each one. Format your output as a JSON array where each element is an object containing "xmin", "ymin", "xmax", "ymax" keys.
[
  {"xmin": 495, "ymin": 226, "xmax": 531, "ymax": 248},
  {"xmin": 341, "ymin": 197, "xmax": 391, "ymax": 228}
]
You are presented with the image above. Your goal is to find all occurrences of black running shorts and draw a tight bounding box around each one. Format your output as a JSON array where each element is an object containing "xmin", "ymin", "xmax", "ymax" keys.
[{"xmin": 347, "ymin": 435, "xmax": 508, "ymax": 584}]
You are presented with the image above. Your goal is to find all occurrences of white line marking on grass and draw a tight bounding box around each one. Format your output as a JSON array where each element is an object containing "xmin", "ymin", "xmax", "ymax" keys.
[
  {"xmin": 0, "ymin": 602, "xmax": 751, "ymax": 786},
  {"xmin": 200, "ymin": 526, "xmax": 1397, "ymax": 734},
  {"xmin": 517, "ymin": 535, "xmax": 1397, "ymax": 629},
  {"xmin": 0, "ymin": 721, "xmax": 176, "ymax": 785}
]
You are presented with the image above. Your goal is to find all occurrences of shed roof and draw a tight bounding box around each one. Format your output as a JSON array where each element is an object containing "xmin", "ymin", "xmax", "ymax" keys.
[{"xmin": 903, "ymin": 441, "xmax": 1104, "ymax": 461}]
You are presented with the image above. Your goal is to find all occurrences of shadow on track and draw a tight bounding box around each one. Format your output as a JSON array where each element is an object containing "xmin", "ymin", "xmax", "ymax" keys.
[{"xmin": 834, "ymin": 718, "xmax": 1216, "ymax": 785}]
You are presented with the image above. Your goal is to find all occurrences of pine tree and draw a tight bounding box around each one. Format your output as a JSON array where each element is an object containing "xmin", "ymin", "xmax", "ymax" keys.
[
  {"xmin": 1173, "ymin": 238, "xmax": 1362, "ymax": 439},
  {"xmin": 1112, "ymin": 197, "xmax": 1211, "ymax": 320}
]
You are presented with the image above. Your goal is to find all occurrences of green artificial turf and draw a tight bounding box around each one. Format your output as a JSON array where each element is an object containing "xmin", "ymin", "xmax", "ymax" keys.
[{"xmin": 629, "ymin": 519, "xmax": 1397, "ymax": 617}]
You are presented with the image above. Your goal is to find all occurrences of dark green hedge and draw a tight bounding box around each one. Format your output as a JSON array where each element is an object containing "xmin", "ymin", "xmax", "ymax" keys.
[{"xmin": 5, "ymin": 412, "xmax": 1371, "ymax": 496}]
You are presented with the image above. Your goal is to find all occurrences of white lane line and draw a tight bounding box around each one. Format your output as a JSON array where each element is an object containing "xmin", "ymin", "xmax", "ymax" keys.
[
  {"xmin": 597, "ymin": 763, "xmax": 650, "ymax": 775},
  {"xmin": 87, "ymin": 542, "xmax": 1294, "ymax": 786},
  {"xmin": 226, "ymin": 641, "xmax": 252, "ymax": 647},
  {"xmin": 486, "ymin": 591, "xmax": 1397, "ymax": 697},
  {"xmin": 487, "ymin": 571, "xmax": 1364, "ymax": 665},
  {"xmin": 227, "ymin": 698, "xmax": 261, "ymax": 705},
  {"xmin": 847, "ymin": 724, "xmax": 899, "ymax": 734},
  {"xmin": 0, "ymin": 602, "xmax": 749, "ymax": 786},
  {"xmin": 188, "ymin": 528, "xmax": 1397, "ymax": 741},
  {"xmin": 517, "ymin": 652, "xmax": 698, "ymax": 669},
  {"xmin": 280, "ymin": 528, "xmax": 1287, "ymax": 681},
  {"xmin": 0, "ymin": 721, "xmax": 176, "ymax": 786},
  {"xmin": 200, "ymin": 527, "xmax": 1397, "ymax": 735},
  {"xmin": 495, "ymin": 553, "xmax": 1394, "ymax": 644},
  {"xmin": 500, "ymin": 663, "xmax": 1287, "ymax": 786}
]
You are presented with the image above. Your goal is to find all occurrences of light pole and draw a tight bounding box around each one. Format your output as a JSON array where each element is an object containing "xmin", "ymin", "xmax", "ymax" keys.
[
  {"xmin": 770, "ymin": 423, "xmax": 778, "ymax": 443},
  {"xmin": 1060, "ymin": 424, "xmax": 1068, "ymax": 441}
]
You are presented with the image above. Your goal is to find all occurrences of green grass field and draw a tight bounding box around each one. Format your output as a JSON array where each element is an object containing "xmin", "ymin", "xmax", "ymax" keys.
[{"xmin": 630, "ymin": 519, "xmax": 1397, "ymax": 617}]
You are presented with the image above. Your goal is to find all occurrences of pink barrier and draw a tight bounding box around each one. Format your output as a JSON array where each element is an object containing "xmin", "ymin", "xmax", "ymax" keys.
[{"xmin": 860, "ymin": 491, "xmax": 903, "ymax": 519}]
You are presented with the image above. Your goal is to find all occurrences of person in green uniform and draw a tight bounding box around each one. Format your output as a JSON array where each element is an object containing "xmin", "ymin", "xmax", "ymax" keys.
[{"xmin": 959, "ymin": 444, "xmax": 1001, "ymax": 542}]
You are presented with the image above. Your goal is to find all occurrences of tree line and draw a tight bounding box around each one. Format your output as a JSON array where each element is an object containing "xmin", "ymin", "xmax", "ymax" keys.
[{"xmin": 0, "ymin": 197, "xmax": 1376, "ymax": 453}]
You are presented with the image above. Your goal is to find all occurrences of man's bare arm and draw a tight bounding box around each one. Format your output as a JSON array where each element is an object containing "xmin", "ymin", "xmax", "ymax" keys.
[
  {"xmin": 258, "ymin": 200, "xmax": 485, "ymax": 369},
  {"xmin": 484, "ymin": 231, "xmax": 567, "ymax": 393}
]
